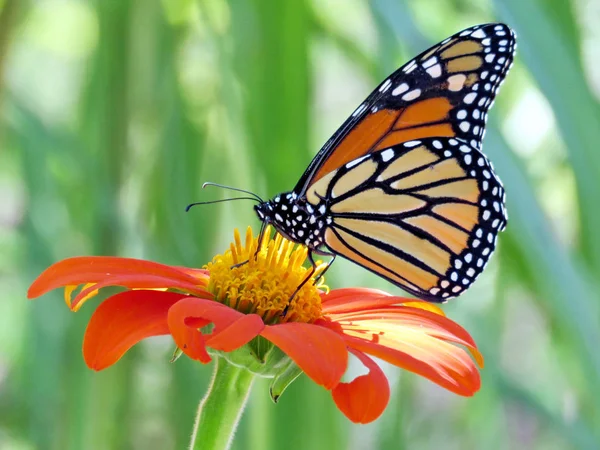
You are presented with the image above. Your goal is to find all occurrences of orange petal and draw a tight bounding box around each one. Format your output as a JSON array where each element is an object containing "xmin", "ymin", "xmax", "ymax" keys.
[
  {"xmin": 83, "ymin": 290, "xmax": 187, "ymax": 371},
  {"xmin": 69, "ymin": 274, "xmax": 212, "ymax": 311},
  {"xmin": 28, "ymin": 256, "xmax": 208, "ymax": 300},
  {"xmin": 205, "ymin": 314, "xmax": 265, "ymax": 351},
  {"xmin": 324, "ymin": 306, "xmax": 482, "ymax": 396},
  {"xmin": 260, "ymin": 323, "xmax": 348, "ymax": 390},
  {"xmin": 332, "ymin": 349, "xmax": 390, "ymax": 424},
  {"xmin": 322, "ymin": 289, "xmax": 425, "ymax": 315},
  {"xmin": 167, "ymin": 297, "xmax": 264, "ymax": 363}
]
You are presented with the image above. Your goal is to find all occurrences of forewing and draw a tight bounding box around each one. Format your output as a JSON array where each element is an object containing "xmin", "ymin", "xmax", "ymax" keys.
[{"xmin": 295, "ymin": 23, "xmax": 516, "ymax": 196}]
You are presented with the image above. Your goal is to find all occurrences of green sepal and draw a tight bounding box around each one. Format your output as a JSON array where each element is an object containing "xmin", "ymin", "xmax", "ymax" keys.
[
  {"xmin": 269, "ymin": 359, "xmax": 303, "ymax": 403},
  {"xmin": 209, "ymin": 335, "xmax": 296, "ymax": 379},
  {"xmin": 170, "ymin": 346, "xmax": 184, "ymax": 363},
  {"xmin": 247, "ymin": 335, "xmax": 273, "ymax": 363}
]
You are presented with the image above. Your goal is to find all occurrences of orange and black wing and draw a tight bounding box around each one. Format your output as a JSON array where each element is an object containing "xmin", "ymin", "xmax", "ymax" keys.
[
  {"xmin": 295, "ymin": 23, "xmax": 516, "ymax": 196},
  {"xmin": 308, "ymin": 137, "xmax": 507, "ymax": 302}
]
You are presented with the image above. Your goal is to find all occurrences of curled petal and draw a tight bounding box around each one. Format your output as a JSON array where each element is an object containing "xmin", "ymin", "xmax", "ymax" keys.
[
  {"xmin": 325, "ymin": 306, "xmax": 482, "ymax": 396},
  {"xmin": 69, "ymin": 274, "xmax": 212, "ymax": 311},
  {"xmin": 261, "ymin": 323, "xmax": 347, "ymax": 390},
  {"xmin": 28, "ymin": 256, "xmax": 209, "ymax": 308},
  {"xmin": 205, "ymin": 314, "xmax": 265, "ymax": 351},
  {"xmin": 65, "ymin": 283, "xmax": 99, "ymax": 309},
  {"xmin": 332, "ymin": 349, "xmax": 390, "ymax": 424},
  {"xmin": 83, "ymin": 290, "xmax": 187, "ymax": 371},
  {"xmin": 167, "ymin": 297, "xmax": 264, "ymax": 363}
]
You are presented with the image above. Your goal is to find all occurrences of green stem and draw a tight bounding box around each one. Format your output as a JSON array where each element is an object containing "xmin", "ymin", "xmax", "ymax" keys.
[{"xmin": 190, "ymin": 357, "xmax": 255, "ymax": 450}]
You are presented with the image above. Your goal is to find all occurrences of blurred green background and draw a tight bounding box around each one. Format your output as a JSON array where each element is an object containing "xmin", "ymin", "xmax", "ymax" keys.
[{"xmin": 2, "ymin": 0, "xmax": 600, "ymax": 449}]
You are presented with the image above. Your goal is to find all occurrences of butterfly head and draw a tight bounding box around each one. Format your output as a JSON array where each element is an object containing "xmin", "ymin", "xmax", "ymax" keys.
[
  {"xmin": 253, "ymin": 200, "xmax": 272, "ymax": 222},
  {"xmin": 255, "ymin": 192, "xmax": 329, "ymax": 249}
]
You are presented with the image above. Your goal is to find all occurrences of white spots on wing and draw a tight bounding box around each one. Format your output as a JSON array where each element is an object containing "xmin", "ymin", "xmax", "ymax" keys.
[
  {"xmin": 403, "ymin": 59, "xmax": 418, "ymax": 74},
  {"xmin": 448, "ymin": 74, "xmax": 467, "ymax": 91},
  {"xmin": 346, "ymin": 154, "xmax": 369, "ymax": 169},
  {"xmin": 392, "ymin": 83, "xmax": 409, "ymax": 96},
  {"xmin": 352, "ymin": 103, "xmax": 367, "ymax": 117},
  {"xmin": 404, "ymin": 140, "xmax": 422, "ymax": 147},
  {"xmin": 432, "ymin": 140, "xmax": 443, "ymax": 149},
  {"xmin": 422, "ymin": 56, "xmax": 438, "ymax": 68},
  {"xmin": 459, "ymin": 121, "xmax": 470, "ymax": 132},
  {"xmin": 402, "ymin": 89, "xmax": 422, "ymax": 101},
  {"xmin": 463, "ymin": 92, "xmax": 477, "ymax": 104},
  {"xmin": 472, "ymin": 29, "xmax": 487, "ymax": 39},
  {"xmin": 444, "ymin": 150, "xmax": 452, "ymax": 157},
  {"xmin": 457, "ymin": 109, "xmax": 467, "ymax": 119},
  {"xmin": 426, "ymin": 64, "xmax": 442, "ymax": 78},
  {"xmin": 381, "ymin": 148, "xmax": 395, "ymax": 162},
  {"xmin": 379, "ymin": 78, "xmax": 392, "ymax": 93}
]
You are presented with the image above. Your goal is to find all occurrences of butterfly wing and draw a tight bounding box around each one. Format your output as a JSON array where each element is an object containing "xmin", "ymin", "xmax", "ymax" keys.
[
  {"xmin": 309, "ymin": 137, "xmax": 506, "ymax": 302},
  {"xmin": 295, "ymin": 23, "xmax": 516, "ymax": 196}
]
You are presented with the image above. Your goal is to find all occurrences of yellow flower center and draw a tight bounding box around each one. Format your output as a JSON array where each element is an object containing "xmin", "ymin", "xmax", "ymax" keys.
[{"xmin": 205, "ymin": 226, "xmax": 327, "ymax": 324}]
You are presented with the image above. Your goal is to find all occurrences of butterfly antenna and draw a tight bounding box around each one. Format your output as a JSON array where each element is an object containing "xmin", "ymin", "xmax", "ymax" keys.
[
  {"xmin": 185, "ymin": 197, "xmax": 260, "ymax": 212},
  {"xmin": 202, "ymin": 182, "xmax": 264, "ymax": 203}
]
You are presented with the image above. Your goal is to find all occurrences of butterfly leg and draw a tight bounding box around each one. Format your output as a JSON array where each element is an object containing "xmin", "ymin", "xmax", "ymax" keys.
[
  {"xmin": 282, "ymin": 249, "xmax": 336, "ymax": 317},
  {"xmin": 231, "ymin": 220, "xmax": 269, "ymax": 269}
]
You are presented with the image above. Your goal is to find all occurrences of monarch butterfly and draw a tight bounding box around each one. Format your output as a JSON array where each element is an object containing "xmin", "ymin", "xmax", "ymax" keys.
[{"xmin": 194, "ymin": 23, "xmax": 515, "ymax": 303}]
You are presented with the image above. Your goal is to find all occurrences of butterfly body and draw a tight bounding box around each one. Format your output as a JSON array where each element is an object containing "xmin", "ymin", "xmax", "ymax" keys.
[{"xmin": 250, "ymin": 23, "xmax": 516, "ymax": 303}]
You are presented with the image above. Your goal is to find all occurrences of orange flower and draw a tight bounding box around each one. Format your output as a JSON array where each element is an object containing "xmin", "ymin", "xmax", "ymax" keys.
[{"xmin": 27, "ymin": 227, "xmax": 483, "ymax": 424}]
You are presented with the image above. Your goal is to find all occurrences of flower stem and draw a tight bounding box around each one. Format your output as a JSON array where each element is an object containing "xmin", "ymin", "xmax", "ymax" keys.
[{"xmin": 190, "ymin": 357, "xmax": 255, "ymax": 450}]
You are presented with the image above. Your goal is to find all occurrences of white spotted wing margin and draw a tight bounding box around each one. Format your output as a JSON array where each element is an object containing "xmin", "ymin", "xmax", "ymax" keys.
[{"xmin": 321, "ymin": 137, "xmax": 507, "ymax": 302}]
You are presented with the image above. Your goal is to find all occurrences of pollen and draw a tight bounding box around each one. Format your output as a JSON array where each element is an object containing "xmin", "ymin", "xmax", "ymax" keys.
[{"xmin": 205, "ymin": 226, "xmax": 327, "ymax": 324}]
